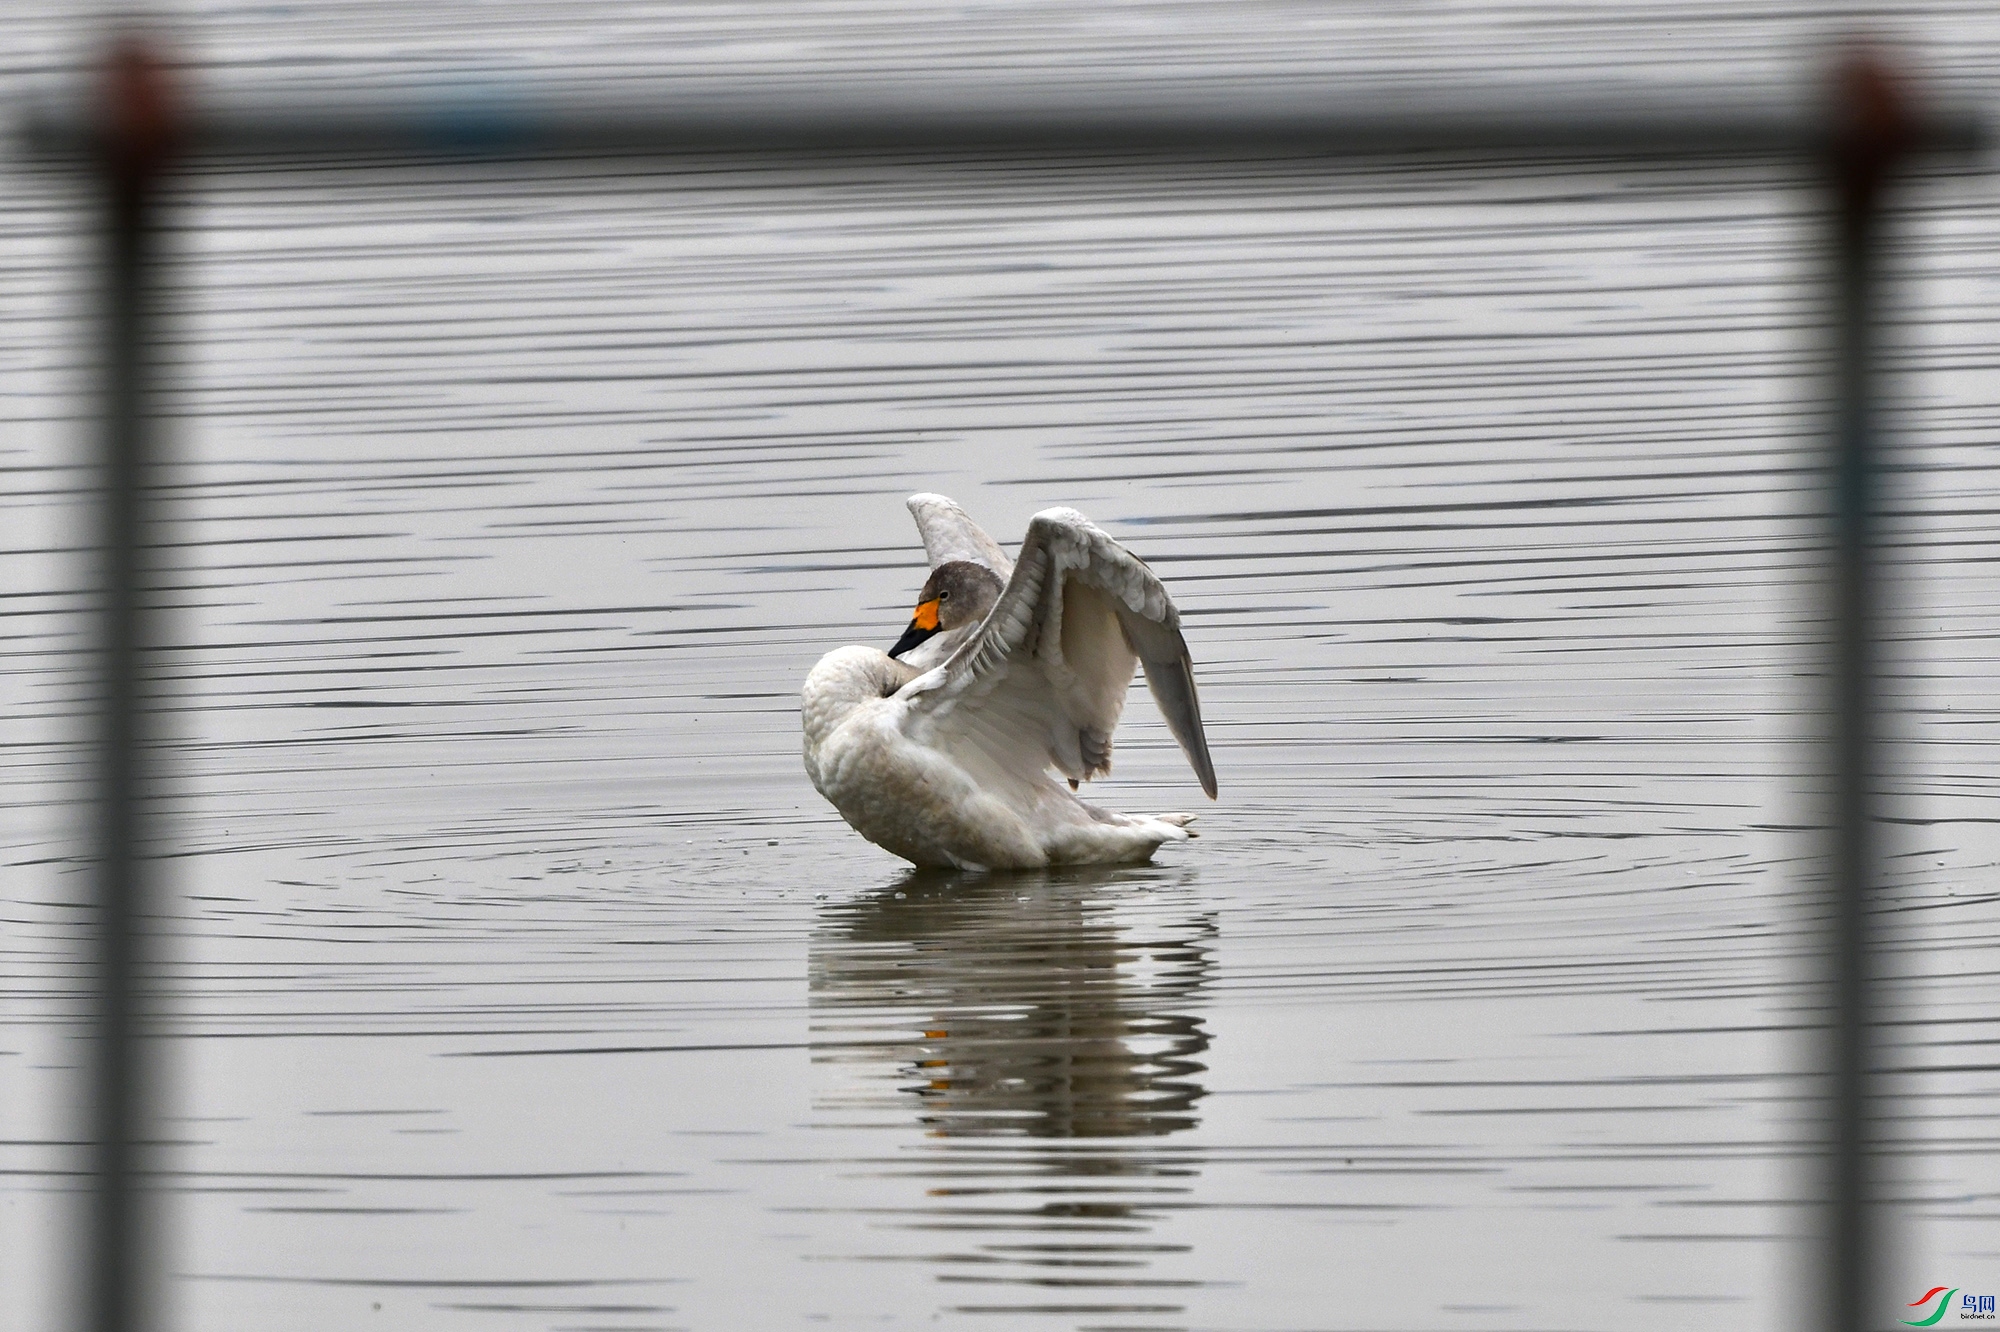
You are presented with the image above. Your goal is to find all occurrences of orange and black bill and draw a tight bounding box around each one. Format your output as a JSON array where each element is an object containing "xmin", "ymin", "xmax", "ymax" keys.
[{"xmin": 889, "ymin": 597, "xmax": 940, "ymax": 659}]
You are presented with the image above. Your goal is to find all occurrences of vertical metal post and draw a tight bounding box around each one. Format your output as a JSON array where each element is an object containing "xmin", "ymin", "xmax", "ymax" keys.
[
  {"xmin": 91, "ymin": 40, "xmax": 174, "ymax": 1332},
  {"xmin": 1828, "ymin": 52, "xmax": 1909, "ymax": 1332}
]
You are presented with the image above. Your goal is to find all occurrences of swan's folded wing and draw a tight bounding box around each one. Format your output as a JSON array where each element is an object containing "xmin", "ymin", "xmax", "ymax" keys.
[
  {"xmin": 907, "ymin": 493, "xmax": 1015, "ymax": 578},
  {"xmin": 902, "ymin": 507, "xmax": 1217, "ymax": 798}
]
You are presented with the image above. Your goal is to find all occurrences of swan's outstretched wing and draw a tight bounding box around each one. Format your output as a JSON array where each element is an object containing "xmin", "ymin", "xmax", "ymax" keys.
[
  {"xmin": 907, "ymin": 493, "xmax": 1015, "ymax": 579},
  {"xmin": 901, "ymin": 507, "xmax": 1217, "ymax": 798}
]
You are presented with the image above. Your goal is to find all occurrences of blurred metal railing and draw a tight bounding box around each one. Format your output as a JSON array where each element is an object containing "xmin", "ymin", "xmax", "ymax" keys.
[{"xmin": 19, "ymin": 37, "xmax": 1987, "ymax": 1332}]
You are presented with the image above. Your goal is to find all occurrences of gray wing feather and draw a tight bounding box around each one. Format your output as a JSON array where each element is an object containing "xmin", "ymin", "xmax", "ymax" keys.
[
  {"xmin": 1130, "ymin": 636, "xmax": 1218, "ymax": 799},
  {"xmin": 906, "ymin": 493, "xmax": 1015, "ymax": 578},
  {"xmin": 1093, "ymin": 538, "xmax": 1217, "ymax": 800}
]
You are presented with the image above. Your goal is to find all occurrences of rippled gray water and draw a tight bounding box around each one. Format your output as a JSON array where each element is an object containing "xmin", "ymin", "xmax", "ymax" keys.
[{"xmin": 7, "ymin": 5, "xmax": 2000, "ymax": 1330}]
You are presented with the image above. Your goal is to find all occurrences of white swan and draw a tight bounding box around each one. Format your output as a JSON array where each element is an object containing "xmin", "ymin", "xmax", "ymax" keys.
[{"xmin": 802, "ymin": 494, "xmax": 1217, "ymax": 870}]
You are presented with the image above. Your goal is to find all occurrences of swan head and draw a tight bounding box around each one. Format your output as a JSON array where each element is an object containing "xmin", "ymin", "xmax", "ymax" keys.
[{"xmin": 889, "ymin": 560, "xmax": 1004, "ymax": 660}]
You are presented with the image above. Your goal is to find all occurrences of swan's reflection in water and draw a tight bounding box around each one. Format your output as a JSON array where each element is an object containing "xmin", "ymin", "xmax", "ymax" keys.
[
  {"xmin": 809, "ymin": 867, "xmax": 1219, "ymax": 1319},
  {"xmin": 812, "ymin": 867, "xmax": 1215, "ymax": 1137}
]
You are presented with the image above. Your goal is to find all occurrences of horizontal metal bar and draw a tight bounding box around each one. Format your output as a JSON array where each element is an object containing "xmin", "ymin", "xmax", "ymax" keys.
[{"xmin": 18, "ymin": 85, "xmax": 1987, "ymax": 160}]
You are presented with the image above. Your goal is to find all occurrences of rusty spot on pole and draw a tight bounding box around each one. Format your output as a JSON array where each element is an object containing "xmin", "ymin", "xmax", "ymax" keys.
[
  {"xmin": 102, "ymin": 38, "xmax": 180, "ymax": 181},
  {"xmin": 1833, "ymin": 50, "xmax": 1914, "ymax": 218}
]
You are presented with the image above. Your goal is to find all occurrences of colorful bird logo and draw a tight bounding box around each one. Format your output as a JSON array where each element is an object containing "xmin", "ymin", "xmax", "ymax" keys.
[{"xmin": 1903, "ymin": 1287, "xmax": 1958, "ymax": 1327}]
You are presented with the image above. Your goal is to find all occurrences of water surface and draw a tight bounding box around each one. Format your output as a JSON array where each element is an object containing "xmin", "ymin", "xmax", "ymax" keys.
[{"xmin": 5, "ymin": 4, "xmax": 2000, "ymax": 1330}]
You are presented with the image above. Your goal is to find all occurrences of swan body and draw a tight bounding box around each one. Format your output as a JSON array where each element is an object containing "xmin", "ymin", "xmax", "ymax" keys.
[{"xmin": 802, "ymin": 495, "xmax": 1216, "ymax": 870}]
